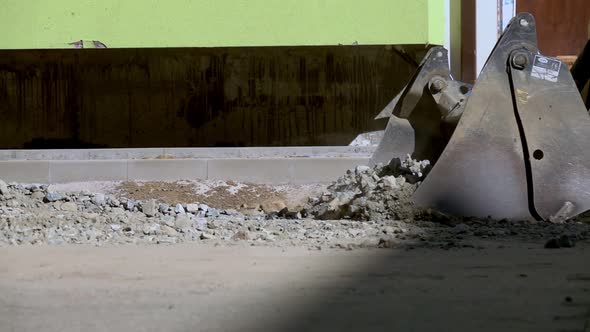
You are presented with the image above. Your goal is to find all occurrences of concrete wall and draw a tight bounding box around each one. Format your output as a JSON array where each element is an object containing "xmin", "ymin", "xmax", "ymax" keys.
[
  {"xmin": 0, "ymin": 45, "xmax": 429, "ymax": 149},
  {"xmin": 0, "ymin": 0, "xmax": 446, "ymax": 49}
]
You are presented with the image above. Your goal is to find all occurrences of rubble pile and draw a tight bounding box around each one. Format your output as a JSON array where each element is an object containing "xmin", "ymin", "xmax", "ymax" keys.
[
  {"xmin": 304, "ymin": 155, "xmax": 431, "ymax": 221},
  {"xmin": 0, "ymin": 178, "xmax": 434, "ymax": 248},
  {"xmin": 0, "ymin": 154, "xmax": 589, "ymax": 250}
]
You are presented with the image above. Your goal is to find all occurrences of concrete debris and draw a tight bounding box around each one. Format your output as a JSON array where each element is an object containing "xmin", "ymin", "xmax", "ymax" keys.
[
  {"xmin": 545, "ymin": 234, "xmax": 577, "ymax": 249},
  {"xmin": 143, "ymin": 223, "xmax": 161, "ymax": 235},
  {"xmin": 44, "ymin": 192, "xmax": 63, "ymax": 202},
  {"xmin": 142, "ymin": 200, "xmax": 157, "ymax": 217},
  {"xmin": 31, "ymin": 191, "xmax": 45, "ymax": 200},
  {"xmin": 200, "ymin": 232, "xmax": 215, "ymax": 240},
  {"xmin": 186, "ymin": 204, "xmax": 199, "ymax": 213},
  {"xmin": 0, "ymin": 163, "xmax": 587, "ymax": 250},
  {"xmin": 304, "ymin": 155, "xmax": 421, "ymax": 221},
  {"xmin": 174, "ymin": 204, "xmax": 185, "ymax": 215},
  {"xmin": 92, "ymin": 193, "xmax": 106, "ymax": 206},
  {"xmin": 161, "ymin": 225, "xmax": 179, "ymax": 237},
  {"xmin": 206, "ymin": 207, "xmax": 220, "ymax": 218},
  {"xmin": 159, "ymin": 203, "xmax": 170, "ymax": 214},
  {"xmin": 60, "ymin": 202, "xmax": 78, "ymax": 212},
  {"xmin": 231, "ymin": 230, "xmax": 250, "ymax": 241},
  {"xmin": 0, "ymin": 179, "xmax": 8, "ymax": 195},
  {"xmin": 388, "ymin": 154, "xmax": 431, "ymax": 184},
  {"xmin": 261, "ymin": 199, "xmax": 287, "ymax": 213},
  {"xmin": 126, "ymin": 200, "xmax": 136, "ymax": 211},
  {"xmin": 174, "ymin": 216, "xmax": 193, "ymax": 232},
  {"xmin": 452, "ymin": 223, "xmax": 470, "ymax": 234}
]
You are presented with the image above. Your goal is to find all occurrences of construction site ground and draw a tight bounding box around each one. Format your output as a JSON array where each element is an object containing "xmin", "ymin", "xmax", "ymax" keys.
[
  {"xmin": 1, "ymin": 241, "xmax": 589, "ymax": 332},
  {"xmin": 1, "ymin": 169, "xmax": 590, "ymax": 331}
]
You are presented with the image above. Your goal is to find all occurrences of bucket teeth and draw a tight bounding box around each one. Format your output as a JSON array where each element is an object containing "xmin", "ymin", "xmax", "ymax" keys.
[{"xmin": 413, "ymin": 12, "xmax": 590, "ymax": 221}]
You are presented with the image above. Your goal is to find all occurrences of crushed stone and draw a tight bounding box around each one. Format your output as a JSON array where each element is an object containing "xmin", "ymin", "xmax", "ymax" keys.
[
  {"xmin": 303, "ymin": 155, "xmax": 431, "ymax": 221},
  {"xmin": 0, "ymin": 154, "xmax": 589, "ymax": 249}
]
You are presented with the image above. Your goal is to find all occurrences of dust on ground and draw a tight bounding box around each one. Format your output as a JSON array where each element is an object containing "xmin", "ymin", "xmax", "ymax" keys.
[{"xmin": 113, "ymin": 180, "xmax": 325, "ymax": 211}]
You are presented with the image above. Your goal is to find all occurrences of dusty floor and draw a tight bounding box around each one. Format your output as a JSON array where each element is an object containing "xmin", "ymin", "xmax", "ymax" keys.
[
  {"xmin": 0, "ymin": 240, "xmax": 589, "ymax": 332},
  {"xmin": 4, "ymin": 175, "xmax": 590, "ymax": 331},
  {"xmin": 48, "ymin": 180, "xmax": 326, "ymax": 211}
]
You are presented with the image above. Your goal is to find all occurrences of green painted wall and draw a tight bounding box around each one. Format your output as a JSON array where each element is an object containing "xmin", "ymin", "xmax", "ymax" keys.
[
  {"xmin": 428, "ymin": 0, "xmax": 446, "ymax": 46},
  {"xmin": 0, "ymin": 0, "xmax": 446, "ymax": 49}
]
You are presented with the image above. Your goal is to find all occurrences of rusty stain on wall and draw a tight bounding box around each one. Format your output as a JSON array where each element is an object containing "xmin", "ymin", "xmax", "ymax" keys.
[{"xmin": 0, "ymin": 45, "xmax": 428, "ymax": 149}]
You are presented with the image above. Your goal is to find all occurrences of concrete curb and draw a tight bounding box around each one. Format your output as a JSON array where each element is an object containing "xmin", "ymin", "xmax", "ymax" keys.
[
  {"xmin": 0, "ymin": 146, "xmax": 375, "ymax": 161},
  {"xmin": 0, "ymin": 157, "xmax": 368, "ymax": 184}
]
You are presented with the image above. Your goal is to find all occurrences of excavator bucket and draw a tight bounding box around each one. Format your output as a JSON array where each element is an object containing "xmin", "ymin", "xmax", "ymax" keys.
[
  {"xmin": 369, "ymin": 47, "xmax": 472, "ymax": 166},
  {"xmin": 412, "ymin": 13, "xmax": 590, "ymax": 221}
]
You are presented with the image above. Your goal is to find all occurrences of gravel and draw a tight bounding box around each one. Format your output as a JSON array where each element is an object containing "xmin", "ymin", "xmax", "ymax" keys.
[
  {"xmin": 0, "ymin": 179, "xmax": 8, "ymax": 195},
  {"xmin": 142, "ymin": 200, "xmax": 157, "ymax": 217},
  {"xmin": 0, "ymin": 156, "xmax": 589, "ymax": 250},
  {"xmin": 303, "ymin": 155, "xmax": 429, "ymax": 221},
  {"xmin": 44, "ymin": 192, "xmax": 63, "ymax": 202},
  {"xmin": 175, "ymin": 204, "xmax": 185, "ymax": 215},
  {"xmin": 92, "ymin": 193, "xmax": 106, "ymax": 206}
]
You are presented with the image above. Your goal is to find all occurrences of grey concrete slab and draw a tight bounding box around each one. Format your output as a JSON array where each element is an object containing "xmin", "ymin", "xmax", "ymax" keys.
[
  {"xmin": 0, "ymin": 150, "xmax": 18, "ymax": 160},
  {"xmin": 287, "ymin": 158, "xmax": 369, "ymax": 183},
  {"xmin": 49, "ymin": 160, "xmax": 128, "ymax": 183},
  {"xmin": 88, "ymin": 148, "xmax": 166, "ymax": 160},
  {"xmin": 0, "ymin": 161, "xmax": 50, "ymax": 183},
  {"xmin": 127, "ymin": 159, "xmax": 208, "ymax": 181},
  {"xmin": 14, "ymin": 150, "xmax": 90, "ymax": 161},
  {"xmin": 163, "ymin": 147, "xmax": 374, "ymax": 159},
  {"xmin": 0, "ymin": 155, "xmax": 368, "ymax": 184},
  {"xmin": 206, "ymin": 158, "xmax": 368, "ymax": 184},
  {"xmin": 0, "ymin": 147, "xmax": 375, "ymax": 161}
]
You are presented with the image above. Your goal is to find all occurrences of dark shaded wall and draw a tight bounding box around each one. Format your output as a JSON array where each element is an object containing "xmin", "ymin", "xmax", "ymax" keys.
[{"xmin": 0, "ymin": 45, "xmax": 427, "ymax": 149}]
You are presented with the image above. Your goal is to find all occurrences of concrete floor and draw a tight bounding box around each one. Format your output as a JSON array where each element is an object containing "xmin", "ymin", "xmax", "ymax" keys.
[{"xmin": 1, "ymin": 240, "xmax": 589, "ymax": 332}]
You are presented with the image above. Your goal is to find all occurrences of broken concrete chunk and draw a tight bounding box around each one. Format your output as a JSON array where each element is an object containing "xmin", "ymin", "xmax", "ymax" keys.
[
  {"xmin": 161, "ymin": 225, "xmax": 179, "ymax": 237},
  {"xmin": 60, "ymin": 202, "xmax": 78, "ymax": 212},
  {"xmin": 142, "ymin": 200, "xmax": 157, "ymax": 217},
  {"xmin": 31, "ymin": 191, "xmax": 45, "ymax": 200},
  {"xmin": 92, "ymin": 193, "xmax": 106, "ymax": 206},
  {"xmin": 261, "ymin": 199, "xmax": 287, "ymax": 213},
  {"xmin": 44, "ymin": 192, "xmax": 63, "ymax": 203},
  {"xmin": 206, "ymin": 208, "xmax": 220, "ymax": 218},
  {"xmin": 126, "ymin": 200, "xmax": 136, "ymax": 211},
  {"xmin": 174, "ymin": 204, "xmax": 185, "ymax": 215},
  {"xmin": 355, "ymin": 165, "xmax": 371, "ymax": 174},
  {"xmin": 0, "ymin": 179, "xmax": 8, "ymax": 195},
  {"xmin": 231, "ymin": 230, "xmax": 250, "ymax": 241},
  {"xmin": 186, "ymin": 204, "xmax": 200, "ymax": 213},
  {"xmin": 379, "ymin": 176, "xmax": 399, "ymax": 190},
  {"xmin": 174, "ymin": 216, "xmax": 193, "ymax": 232},
  {"xmin": 159, "ymin": 203, "xmax": 170, "ymax": 214},
  {"xmin": 200, "ymin": 232, "xmax": 215, "ymax": 240}
]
